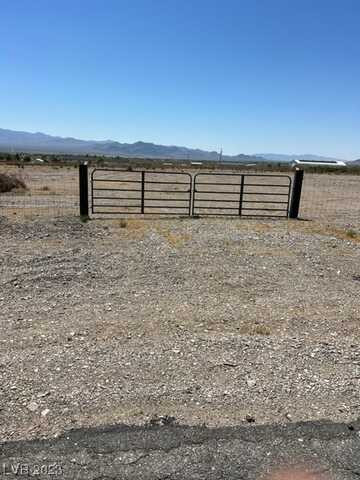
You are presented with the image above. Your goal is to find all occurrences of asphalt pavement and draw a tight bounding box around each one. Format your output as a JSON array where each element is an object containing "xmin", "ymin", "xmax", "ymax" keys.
[{"xmin": 0, "ymin": 419, "xmax": 359, "ymax": 479}]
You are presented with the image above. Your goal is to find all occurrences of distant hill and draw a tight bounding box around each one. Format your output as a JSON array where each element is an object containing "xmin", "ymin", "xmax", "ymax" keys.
[
  {"xmin": 256, "ymin": 153, "xmax": 347, "ymax": 163},
  {"xmin": 0, "ymin": 128, "xmax": 263, "ymax": 163},
  {"xmin": 351, "ymin": 159, "xmax": 360, "ymax": 164}
]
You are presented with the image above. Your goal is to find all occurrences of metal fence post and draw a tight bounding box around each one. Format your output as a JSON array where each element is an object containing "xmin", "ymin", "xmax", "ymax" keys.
[
  {"xmin": 289, "ymin": 168, "xmax": 304, "ymax": 219},
  {"xmin": 79, "ymin": 162, "xmax": 89, "ymax": 217}
]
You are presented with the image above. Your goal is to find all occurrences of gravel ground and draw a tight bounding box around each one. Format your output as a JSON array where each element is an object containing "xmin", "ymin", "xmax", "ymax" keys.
[{"xmin": 0, "ymin": 215, "xmax": 360, "ymax": 442}]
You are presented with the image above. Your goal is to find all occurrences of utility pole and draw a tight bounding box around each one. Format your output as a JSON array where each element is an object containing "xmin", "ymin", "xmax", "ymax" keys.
[{"xmin": 219, "ymin": 148, "xmax": 223, "ymax": 162}]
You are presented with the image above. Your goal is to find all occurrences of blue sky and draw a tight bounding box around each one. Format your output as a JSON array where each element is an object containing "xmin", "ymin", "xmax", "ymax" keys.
[{"xmin": 0, "ymin": 0, "xmax": 359, "ymax": 159}]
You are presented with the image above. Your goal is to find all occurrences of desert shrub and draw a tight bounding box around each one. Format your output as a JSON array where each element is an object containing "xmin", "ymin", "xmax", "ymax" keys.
[
  {"xmin": 253, "ymin": 324, "xmax": 271, "ymax": 335},
  {"xmin": 0, "ymin": 173, "xmax": 27, "ymax": 193},
  {"xmin": 345, "ymin": 228, "xmax": 357, "ymax": 238}
]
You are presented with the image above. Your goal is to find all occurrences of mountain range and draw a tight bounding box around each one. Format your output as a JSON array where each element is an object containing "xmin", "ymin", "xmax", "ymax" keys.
[
  {"xmin": 0, "ymin": 128, "xmax": 260, "ymax": 162},
  {"xmin": 0, "ymin": 127, "xmax": 351, "ymax": 163}
]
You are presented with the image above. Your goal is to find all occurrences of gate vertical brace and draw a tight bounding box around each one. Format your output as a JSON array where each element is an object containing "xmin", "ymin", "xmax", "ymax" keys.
[
  {"xmin": 90, "ymin": 168, "xmax": 94, "ymax": 215},
  {"xmin": 191, "ymin": 175, "xmax": 196, "ymax": 216},
  {"xmin": 79, "ymin": 162, "xmax": 89, "ymax": 218},
  {"xmin": 141, "ymin": 171, "xmax": 145, "ymax": 214},
  {"xmin": 188, "ymin": 176, "xmax": 192, "ymax": 217},
  {"xmin": 239, "ymin": 175, "xmax": 245, "ymax": 216},
  {"xmin": 289, "ymin": 169, "xmax": 304, "ymax": 219}
]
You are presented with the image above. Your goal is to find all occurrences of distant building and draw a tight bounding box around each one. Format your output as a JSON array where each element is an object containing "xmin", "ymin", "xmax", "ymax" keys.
[{"xmin": 292, "ymin": 159, "xmax": 346, "ymax": 168}]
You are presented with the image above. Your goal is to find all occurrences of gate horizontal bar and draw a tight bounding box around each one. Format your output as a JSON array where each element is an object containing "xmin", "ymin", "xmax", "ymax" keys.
[
  {"xmin": 92, "ymin": 169, "xmax": 192, "ymax": 175},
  {"xmin": 194, "ymin": 189, "xmax": 241, "ymax": 195},
  {"xmin": 93, "ymin": 204, "xmax": 142, "ymax": 208},
  {"xmin": 92, "ymin": 212, "xmax": 141, "ymax": 215},
  {"xmin": 194, "ymin": 198, "xmax": 240, "ymax": 203},
  {"xmin": 144, "ymin": 180, "xmax": 190, "ymax": 185},
  {"xmin": 93, "ymin": 178, "xmax": 141, "ymax": 183},
  {"xmin": 93, "ymin": 196, "xmax": 141, "ymax": 201},
  {"xmin": 243, "ymin": 183, "xmax": 290, "ymax": 188},
  {"xmin": 242, "ymin": 200, "xmax": 288, "ymax": 204},
  {"xmin": 94, "ymin": 196, "xmax": 189, "ymax": 201},
  {"xmin": 190, "ymin": 212, "xmax": 288, "ymax": 217},
  {"xmin": 194, "ymin": 199, "xmax": 288, "ymax": 204},
  {"xmin": 193, "ymin": 172, "xmax": 291, "ymax": 178},
  {"xmin": 192, "ymin": 213, "xmax": 288, "ymax": 217},
  {"xmin": 144, "ymin": 189, "xmax": 190, "ymax": 193},
  {"xmin": 195, "ymin": 182, "xmax": 289, "ymax": 188},
  {"xmin": 93, "ymin": 202, "xmax": 141, "ymax": 206},
  {"xmin": 242, "ymin": 214, "xmax": 288, "ymax": 218},
  {"xmin": 243, "ymin": 192, "xmax": 289, "ymax": 196},
  {"xmin": 92, "ymin": 211, "xmax": 189, "ymax": 215},
  {"xmin": 145, "ymin": 211, "xmax": 189, "ymax": 215},
  {"xmin": 93, "ymin": 187, "xmax": 142, "ymax": 192},
  {"xmin": 145, "ymin": 205, "xmax": 189, "ymax": 209},
  {"xmin": 93, "ymin": 187, "xmax": 139, "ymax": 192},
  {"xmin": 193, "ymin": 206, "xmax": 239, "ymax": 210},
  {"xmin": 194, "ymin": 182, "xmax": 242, "ymax": 187},
  {"xmin": 242, "ymin": 207, "xmax": 288, "ymax": 212},
  {"xmin": 142, "ymin": 198, "xmax": 190, "ymax": 202}
]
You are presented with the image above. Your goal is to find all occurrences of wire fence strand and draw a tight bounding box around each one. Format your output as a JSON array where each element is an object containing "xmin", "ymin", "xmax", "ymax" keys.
[
  {"xmin": 0, "ymin": 164, "xmax": 79, "ymax": 218},
  {"xmin": 299, "ymin": 173, "xmax": 360, "ymax": 228}
]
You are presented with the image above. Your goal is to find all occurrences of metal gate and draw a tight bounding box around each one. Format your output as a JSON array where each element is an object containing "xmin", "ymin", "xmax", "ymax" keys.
[
  {"xmin": 192, "ymin": 173, "xmax": 292, "ymax": 217},
  {"xmin": 91, "ymin": 169, "xmax": 192, "ymax": 216}
]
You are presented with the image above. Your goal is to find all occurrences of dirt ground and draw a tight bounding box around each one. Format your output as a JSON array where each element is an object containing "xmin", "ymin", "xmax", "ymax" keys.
[{"xmin": 1, "ymin": 215, "xmax": 360, "ymax": 442}]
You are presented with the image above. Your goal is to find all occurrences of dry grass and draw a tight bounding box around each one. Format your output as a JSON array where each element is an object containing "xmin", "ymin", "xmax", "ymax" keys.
[
  {"xmin": 124, "ymin": 219, "xmax": 149, "ymax": 238},
  {"xmin": 287, "ymin": 220, "xmax": 360, "ymax": 244},
  {"xmin": 101, "ymin": 219, "xmax": 150, "ymax": 241},
  {"xmin": 159, "ymin": 230, "xmax": 192, "ymax": 248},
  {"xmin": 110, "ymin": 218, "xmax": 191, "ymax": 248},
  {"xmin": 240, "ymin": 324, "xmax": 272, "ymax": 336}
]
